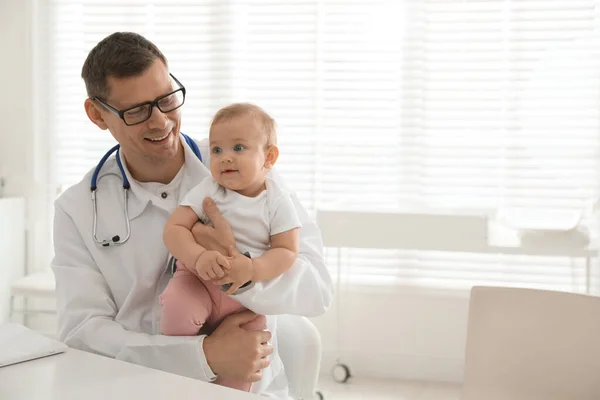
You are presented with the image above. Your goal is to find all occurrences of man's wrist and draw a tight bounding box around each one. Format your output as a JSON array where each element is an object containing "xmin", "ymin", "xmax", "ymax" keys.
[{"xmin": 200, "ymin": 335, "xmax": 219, "ymax": 380}]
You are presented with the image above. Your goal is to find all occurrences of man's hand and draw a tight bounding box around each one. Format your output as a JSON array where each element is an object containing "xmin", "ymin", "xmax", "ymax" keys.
[
  {"xmin": 195, "ymin": 250, "xmax": 230, "ymax": 280},
  {"xmin": 192, "ymin": 198, "xmax": 235, "ymax": 255},
  {"xmin": 216, "ymin": 246, "xmax": 254, "ymax": 294},
  {"xmin": 203, "ymin": 310, "xmax": 273, "ymax": 382}
]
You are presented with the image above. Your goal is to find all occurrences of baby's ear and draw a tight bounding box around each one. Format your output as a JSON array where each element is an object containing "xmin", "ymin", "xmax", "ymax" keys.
[{"xmin": 264, "ymin": 145, "xmax": 279, "ymax": 169}]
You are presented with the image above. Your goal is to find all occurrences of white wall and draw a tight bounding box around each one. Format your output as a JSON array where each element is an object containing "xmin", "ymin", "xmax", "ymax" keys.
[
  {"xmin": 0, "ymin": 0, "xmax": 53, "ymax": 274},
  {"xmin": 0, "ymin": 198, "xmax": 26, "ymax": 322},
  {"xmin": 0, "ymin": 0, "xmax": 33, "ymax": 198}
]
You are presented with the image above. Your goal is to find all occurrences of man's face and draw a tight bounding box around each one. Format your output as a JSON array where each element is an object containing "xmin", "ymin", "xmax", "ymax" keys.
[{"xmin": 94, "ymin": 60, "xmax": 182, "ymax": 166}]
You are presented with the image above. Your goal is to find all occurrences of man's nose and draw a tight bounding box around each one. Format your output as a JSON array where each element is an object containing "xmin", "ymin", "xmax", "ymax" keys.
[{"xmin": 147, "ymin": 106, "xmax": 169, "ymax": 130}]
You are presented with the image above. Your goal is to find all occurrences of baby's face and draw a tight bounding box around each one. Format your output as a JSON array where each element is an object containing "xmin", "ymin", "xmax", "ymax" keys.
[{"xmin": 209, "ymin": 115, "xmax": 270, "ymax": 197}]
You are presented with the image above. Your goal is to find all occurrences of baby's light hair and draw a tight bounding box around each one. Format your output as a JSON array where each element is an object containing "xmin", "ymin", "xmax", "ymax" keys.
[{"xmin": 210, "ymin": 103, "xmax": 277, "ymax": 146}]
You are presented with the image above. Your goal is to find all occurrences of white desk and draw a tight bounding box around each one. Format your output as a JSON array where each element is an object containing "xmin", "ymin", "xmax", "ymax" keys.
[
  {"xmin": 317, "ymin": 209, "xmax": 599, "ymax": 293},
  {"xmin": 0, "ymin": 348, "xmax": 258, "ymax": 400}
]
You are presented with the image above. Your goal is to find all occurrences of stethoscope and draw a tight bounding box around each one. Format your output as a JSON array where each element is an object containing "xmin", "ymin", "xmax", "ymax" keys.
[{"xmin": 91, "ymin": 133, "xmax": 202, "ymax": 247}]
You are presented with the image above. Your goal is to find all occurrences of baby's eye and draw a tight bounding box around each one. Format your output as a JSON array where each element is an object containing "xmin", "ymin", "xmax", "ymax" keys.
[
  {"xmin": 212, "ymin": 147, "xmax": 222, "ymax": 155},
  {"xmin": 233, "ymin": 144, "xmax": 245, "ymax": 152}
]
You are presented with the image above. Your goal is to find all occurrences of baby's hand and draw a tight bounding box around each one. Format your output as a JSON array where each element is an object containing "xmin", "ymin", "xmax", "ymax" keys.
[
  {"xmin": 216, "ymin": 246, "xmax": 254, "ymax": 295},
  {"xmin": 195, "ymin": 250, "xmax": 230, "ymax": 280}
]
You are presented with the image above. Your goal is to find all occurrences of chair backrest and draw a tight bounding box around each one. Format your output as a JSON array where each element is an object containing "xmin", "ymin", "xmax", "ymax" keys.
[
  {"xmin": 462, "ymin": 286, "xmax": 600, "ymax": 400},
  {"xmin": 277, "ymin": 315, "xmax": 322, "ymax": 400}
]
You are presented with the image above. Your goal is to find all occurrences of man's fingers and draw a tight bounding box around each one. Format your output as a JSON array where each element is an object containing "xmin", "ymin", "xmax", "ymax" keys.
[
  {"xmin": 223, "ymin": 309, "xmax": 258, "ymax": 327},
  {"xmin": 227, "ymin": 245, "xmax": 241, "ymax": 257},
  {"xmin": 253, "ymin": 357, "xmax": 270, "ymax": 373},
  {"xmin": 203, "ymin": 197, "xmax": 228, "ymax": 230},
  {"xmin": 249, "ymin": 370, "xmax": 263, "ymax": 383},
  {"xmin": 259, "ymin": 357, "xmax": 271, "ymax": 369},
  {"xmin": 249, "ymin": 357, "xmax": 270, "ymax": 381},
  {"xmin": 258, "ymin": 330, "xmax": 273, "ymax": 347}
]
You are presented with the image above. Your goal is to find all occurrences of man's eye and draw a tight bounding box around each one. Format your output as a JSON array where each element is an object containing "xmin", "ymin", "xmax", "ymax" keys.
[
  {"xmin": 158, "ymin": 95, "xmax": 174, "ymax": 106},
  {"xmin": 212, "ymin": 147, "xmax": 222, "ymax": 155},
  {"xmin": 234, "ymin": 144, "xmax": 245, "ymax": 152},
  {"xmin": 125, "ymin": 107, "xmax": 147, "ymax": 117}
]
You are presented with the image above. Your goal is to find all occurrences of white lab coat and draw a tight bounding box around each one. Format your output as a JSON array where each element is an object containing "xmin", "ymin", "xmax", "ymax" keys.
[{"xmin": 51, "ymin": 135, "xmax": 334, "ymax": 398}]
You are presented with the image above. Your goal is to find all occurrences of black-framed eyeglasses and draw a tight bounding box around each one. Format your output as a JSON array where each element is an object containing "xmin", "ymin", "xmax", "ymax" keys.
[{"xmin": 93, "ymin": 73, "xmax": 186, "ymax": 126}]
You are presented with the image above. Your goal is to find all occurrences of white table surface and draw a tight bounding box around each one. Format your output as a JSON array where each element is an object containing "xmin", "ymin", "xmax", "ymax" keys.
[{"xmin": 0, "ymin": 348, "xmax": 259, "ymax": 400}]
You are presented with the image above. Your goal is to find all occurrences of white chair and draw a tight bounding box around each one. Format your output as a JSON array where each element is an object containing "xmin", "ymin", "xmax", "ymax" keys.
[
  {"xmin": 9, "ymin": 270, "xmax": 56, "ymax": 323},
  {"xmin": 9, "ymin": 270, "xmax": 321, "ymax": 399},
  {"xmin": 461, "ymin": 286, "xmax": 600, "ymax": 400}
]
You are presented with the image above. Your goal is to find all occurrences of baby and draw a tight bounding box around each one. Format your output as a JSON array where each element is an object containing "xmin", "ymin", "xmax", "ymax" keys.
[{"xmin": 160, "ymin": 103, "xmax": 301, "ymax": 393}]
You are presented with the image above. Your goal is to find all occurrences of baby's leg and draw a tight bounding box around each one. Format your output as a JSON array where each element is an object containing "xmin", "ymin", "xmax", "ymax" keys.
[{"xmin": 159, "ymin": 268, "xmax": 212, "ymax": 336}]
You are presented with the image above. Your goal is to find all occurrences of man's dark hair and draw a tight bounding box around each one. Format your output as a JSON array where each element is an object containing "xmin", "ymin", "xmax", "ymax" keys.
[{"xmin": 81, "ymin": 32, "xmax": 168, "ymax": 99}]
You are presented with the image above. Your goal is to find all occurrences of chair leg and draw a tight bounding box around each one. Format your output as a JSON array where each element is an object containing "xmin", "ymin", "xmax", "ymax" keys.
[
  {"xmin": 9, "ymin": 295, "xmax": 15, "ymax": 321},
  {"xmin": 23, "ymin": 296, "xmax": 29, "ymax": 327}
]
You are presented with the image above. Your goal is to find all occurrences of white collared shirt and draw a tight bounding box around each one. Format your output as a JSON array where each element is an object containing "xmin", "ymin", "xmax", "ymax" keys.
[{"xmin": 137, "ymin": 165, "xmax": 185, "ymax": 212}]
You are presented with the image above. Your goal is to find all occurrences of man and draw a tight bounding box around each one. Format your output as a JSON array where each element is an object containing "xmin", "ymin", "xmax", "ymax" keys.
[{"xmin": 51, "ymin": 32, "xmax": 333, "ymax": 398}]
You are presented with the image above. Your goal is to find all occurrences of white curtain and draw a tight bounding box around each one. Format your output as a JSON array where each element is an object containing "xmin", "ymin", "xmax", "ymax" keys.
[{"xmin": 48, "ymin": 0, "xmax": 600, "ymax": 292}]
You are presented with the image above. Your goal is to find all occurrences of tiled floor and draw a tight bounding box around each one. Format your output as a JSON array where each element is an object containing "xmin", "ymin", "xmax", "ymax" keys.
[{"xmin": 315, "ymin": 375, "xmax": 461, "ymax": 400}]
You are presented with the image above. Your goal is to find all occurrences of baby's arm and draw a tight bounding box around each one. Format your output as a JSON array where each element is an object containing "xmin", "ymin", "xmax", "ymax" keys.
[
  {"xmin": 220, "ymin": 229, "xmax": 299, "ymax": 295},
  {"xmin": 253, "ymin": 228, "xmax": 300, "ymax": 281},
  {"xmin": 164, "ymin": 206, "xmax": 230, "ymax": 280},
  {"xmin": 249, "ymin": 188, "xmax": 302, "ymax": 282}
]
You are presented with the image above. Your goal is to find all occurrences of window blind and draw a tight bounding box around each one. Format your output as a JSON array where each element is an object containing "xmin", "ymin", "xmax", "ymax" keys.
[{"xmin": 48, "ymin": 0, "xmax": 600, "ymax": 293}]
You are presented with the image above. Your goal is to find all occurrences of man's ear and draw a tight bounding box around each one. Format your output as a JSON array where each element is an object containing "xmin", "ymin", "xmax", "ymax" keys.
[
  {"xmin": 264, "ymin": 145, "xmax": 279, "ymax": 169},
  {"xmin": 84, "ymin": 98, "xmax": 109, "ymax": 130}
]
